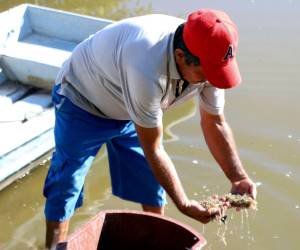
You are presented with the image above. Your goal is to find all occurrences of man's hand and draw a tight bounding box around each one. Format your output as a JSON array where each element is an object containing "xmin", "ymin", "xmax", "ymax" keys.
[
  {"xmin": 231, "ymin": 177, "xmax": 257, "ymax": 199},
  {"xmin": 135, "ymin": 123, "xmax": 226, "ymax": 224},
  {"xmin": 200, "ymin": 108, "xmax": 257, "ymax": 200},
  {"xmin": 180, "ymin": 199, "xmax": 227, "ymax": 224}
]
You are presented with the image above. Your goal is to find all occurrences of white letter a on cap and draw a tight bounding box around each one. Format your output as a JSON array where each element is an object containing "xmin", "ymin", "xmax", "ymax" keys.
[{"xmin": 224, "ymin": 45, "xmax": 234, "ymax": 61}]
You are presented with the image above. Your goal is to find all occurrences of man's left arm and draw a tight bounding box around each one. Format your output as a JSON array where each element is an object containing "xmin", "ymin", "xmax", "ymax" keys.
[{"xmin": 200, "ymin": 106, "xmax": 257, "ymax": 198}]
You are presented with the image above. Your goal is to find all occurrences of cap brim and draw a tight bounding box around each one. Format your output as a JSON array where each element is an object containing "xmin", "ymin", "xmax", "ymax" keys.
[{"xmin": 202, "ymin": 58, "xmax": 241, "ymax": 89}]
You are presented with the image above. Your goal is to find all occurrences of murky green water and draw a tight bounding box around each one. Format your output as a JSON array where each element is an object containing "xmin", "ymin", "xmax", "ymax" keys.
[{"xmin": 0, "ymin": 0, "xmax": 299, "ymax": 249}]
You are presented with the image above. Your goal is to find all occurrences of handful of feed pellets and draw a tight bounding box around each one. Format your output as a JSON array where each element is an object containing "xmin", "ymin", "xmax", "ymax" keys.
[
  {"xmin": 224, "ymin": 193, "xmax": 257, "ymax": 210},
  {"xmin": 200, "ymin": 193, "xmax": 257, "ymax": 210},
  {"xmin": 199, "ymin": 193, "xmax": 257, "ymax": 223}
]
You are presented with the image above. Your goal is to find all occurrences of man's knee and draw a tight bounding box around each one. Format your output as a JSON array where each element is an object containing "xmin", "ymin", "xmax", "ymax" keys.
[{"xmin": 142, "ymin": 204, "xmax": 165, "ymax": 215}]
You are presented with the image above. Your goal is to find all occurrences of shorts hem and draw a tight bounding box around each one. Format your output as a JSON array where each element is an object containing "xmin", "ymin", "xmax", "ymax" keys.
[
  {"xmin": 44, "ymin": 212, "xmax": 73, "ymax": 222},
  {"xmin": 112, "ymin": 192, "xmax": 167, "ymax": 208}
]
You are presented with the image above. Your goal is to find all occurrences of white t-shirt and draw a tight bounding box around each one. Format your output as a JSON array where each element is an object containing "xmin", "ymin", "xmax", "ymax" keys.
[{"xmin": 56, "ymin": 14, "xmax": 225, "ymax": 128}]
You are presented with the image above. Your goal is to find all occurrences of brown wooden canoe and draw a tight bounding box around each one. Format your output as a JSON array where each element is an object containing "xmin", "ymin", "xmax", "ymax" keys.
[{"xmin": 56, "ymin": 210, "xmax": 206, "ymax": 250}]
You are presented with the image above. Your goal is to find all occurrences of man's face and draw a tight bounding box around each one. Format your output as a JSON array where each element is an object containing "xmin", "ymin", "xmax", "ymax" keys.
[{"xmin": 174, "ymin": 49, "xmax": 206, "ymax": 84}]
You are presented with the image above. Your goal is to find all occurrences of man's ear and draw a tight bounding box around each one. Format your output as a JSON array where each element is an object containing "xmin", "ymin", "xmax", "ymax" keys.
[{"xmin": 174, "ymin": 48, "xmax": 185, "ymax": 64}]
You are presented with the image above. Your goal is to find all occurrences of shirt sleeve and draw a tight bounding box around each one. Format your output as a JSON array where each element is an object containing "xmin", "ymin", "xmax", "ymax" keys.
[{"xmin": 198, "ymin": 82, "xmax": 225, "ymax": 115}]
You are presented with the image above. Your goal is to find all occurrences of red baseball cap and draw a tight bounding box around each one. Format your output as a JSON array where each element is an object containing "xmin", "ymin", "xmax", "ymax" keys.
[{"xmin": 183, "ymin": 9, "xmax": 241, "ymax": 89}]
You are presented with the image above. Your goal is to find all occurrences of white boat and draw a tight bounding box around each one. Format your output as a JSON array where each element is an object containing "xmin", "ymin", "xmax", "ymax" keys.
[{"xmin": 0, "ymin": 4, "xmax": 113, "ymax": 190}]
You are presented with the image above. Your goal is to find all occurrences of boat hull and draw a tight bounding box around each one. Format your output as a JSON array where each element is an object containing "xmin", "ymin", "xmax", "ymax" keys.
[{"xmin": 56, "ymin": 210, "xmax": 207, "ymax": 250}]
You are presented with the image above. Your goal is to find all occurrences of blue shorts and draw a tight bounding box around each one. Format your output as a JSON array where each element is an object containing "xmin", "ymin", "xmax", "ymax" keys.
[{"xmin": 43, "ymin": 85, "xmax": 166, "ymax": 221}]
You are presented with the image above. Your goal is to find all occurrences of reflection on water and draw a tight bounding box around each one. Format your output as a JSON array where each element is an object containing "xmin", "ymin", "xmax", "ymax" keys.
[
  {"xmin": 0, "ymin": 0, "xmax": 299, "ymax": 250},
  {"xmin": 0, "ymin": 0, "xmax": 152, "ymax": 20},
  {"xmin": 163, "ymin": 99, "xmax": 196, "ymax": 142}
]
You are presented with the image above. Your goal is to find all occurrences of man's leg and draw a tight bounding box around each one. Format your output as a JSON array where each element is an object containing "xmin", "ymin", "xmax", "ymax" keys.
[
  {"xmin": 106, "ymin": 120, "xmax": 167, "ymax": 213},
  {"xmin": 44, "ymin": 127, "xmax": 102, "ymax": 248},
  {"xmin": 44, "ymin": 89, "xmax": 116, "ymax": 248},
  {"xmin": 142, "ymin": 204, "xmax": 164, "ymax": 215},
  {"xmin": 46, "ymin": 220, "xmax": 69, "ymax": 249}
]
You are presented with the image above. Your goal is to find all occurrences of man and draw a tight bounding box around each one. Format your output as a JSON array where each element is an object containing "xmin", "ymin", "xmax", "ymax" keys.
[{"xmin": 43, "ymin": 9, "xmax": 257, "ymax": 248}]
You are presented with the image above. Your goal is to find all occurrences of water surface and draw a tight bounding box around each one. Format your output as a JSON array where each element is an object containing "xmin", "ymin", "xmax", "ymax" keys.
[{"xmin": 0, "ymin": 0, "xmax": 299, "ymax": 249}]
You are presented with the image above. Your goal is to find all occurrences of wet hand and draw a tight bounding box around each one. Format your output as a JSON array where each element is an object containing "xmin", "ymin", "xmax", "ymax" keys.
[
  {"xmin": 180, "ymin": 199, "xmax": 228, "ymax": 224},
  {"xmin": 231, "ymin": 177, "xmax": 257, "ymax": 199}
]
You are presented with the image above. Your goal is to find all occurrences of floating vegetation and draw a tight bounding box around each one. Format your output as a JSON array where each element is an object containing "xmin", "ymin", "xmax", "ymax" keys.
[
  {"xmin": 199, "ymin": 196, "xmax": 225, "ymax": 213},
  {"xmin": 224, "ymin": 193, "xmax": 257, "ymax": 210},
  {"xmin": 200, "ymin": 193, "xmax": 257, "ymax": 211},
  {"xmin": 199, "ymin": 193, "xmax": 258, "ymax": 246}
]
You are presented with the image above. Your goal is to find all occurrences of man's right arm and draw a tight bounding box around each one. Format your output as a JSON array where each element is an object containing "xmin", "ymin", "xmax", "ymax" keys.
[{"xmin": 135, "ymin": 123, "xmax": 223, "ymax": 224}]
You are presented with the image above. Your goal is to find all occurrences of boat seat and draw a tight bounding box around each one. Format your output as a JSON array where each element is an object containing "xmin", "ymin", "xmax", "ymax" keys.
[
  {"xmin": 0, "ymin": 88, "xmax": 53, "ymax": 157},
  {"xmin": 0, "ymin": 4, "xmax": 112, "ymax": 89},
  {"xmin": 0, "ymin": 80, "xmax": 33, "ymax": 106},
  {"xmin": 3, "ymin": 34, "xmax": 76, "ymax": 68}
]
